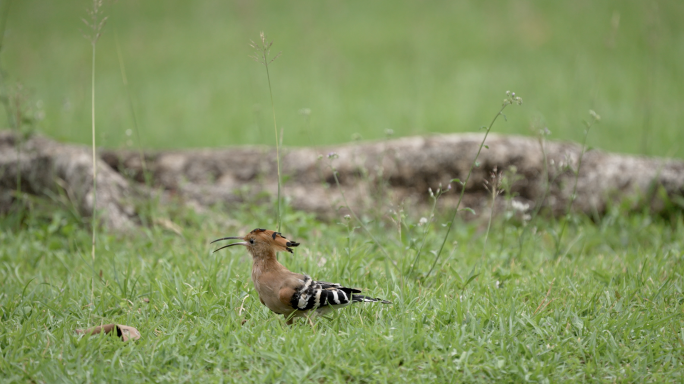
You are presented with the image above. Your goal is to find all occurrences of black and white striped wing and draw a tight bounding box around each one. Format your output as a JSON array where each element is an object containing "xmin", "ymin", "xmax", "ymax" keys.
[
  {"xmin": 289, "ymin": 275, "xmax": 391, "ymax": 311},
  {"xmin": 289, "ymin": 276, "xmax": 357, "ymax": 311}
]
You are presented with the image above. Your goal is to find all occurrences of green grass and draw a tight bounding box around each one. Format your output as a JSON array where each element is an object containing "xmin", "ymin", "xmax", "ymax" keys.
[
  {"xmin": 2, "ymin": 1, "xmax": 684, "ymax": 382},
  {"xmin": 1, "ymin": 199, "xmax": 683, "ymax": 382},
  {"xmin": 2, "ymin": 0, "xmax": 684, "ymax": 157}
]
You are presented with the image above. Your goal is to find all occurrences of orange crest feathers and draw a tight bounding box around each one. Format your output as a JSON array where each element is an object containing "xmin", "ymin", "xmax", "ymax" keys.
[{"xmin": 250, "ymin": 228, "xmax": 300, "ymax": 253}]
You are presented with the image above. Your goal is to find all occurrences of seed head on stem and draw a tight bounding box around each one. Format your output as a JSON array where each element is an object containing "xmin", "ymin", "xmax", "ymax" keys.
[{"xmin": 250, "ymin": 32, "xmax": 283, "ymax": 231}]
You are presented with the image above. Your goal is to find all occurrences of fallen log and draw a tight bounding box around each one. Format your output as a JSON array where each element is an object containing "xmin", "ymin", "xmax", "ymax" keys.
[
  {"xmin": 1, "ymin": 130, "xmax": 683, "ymax": 230},
  {"xmin": 0, "ymin": 131, "xmax": 139, "ymax": 230}
]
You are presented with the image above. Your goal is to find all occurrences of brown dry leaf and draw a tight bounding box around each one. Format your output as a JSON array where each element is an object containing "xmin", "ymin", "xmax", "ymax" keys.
[{"xmin": 75, "ymin": 324, "xmax": 141, "ymax": 341}]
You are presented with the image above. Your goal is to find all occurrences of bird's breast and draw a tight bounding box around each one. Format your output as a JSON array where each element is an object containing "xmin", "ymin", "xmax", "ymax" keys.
[{"xmin": 251, "ymin": 266, "xmax": 294, "ymax": 315}]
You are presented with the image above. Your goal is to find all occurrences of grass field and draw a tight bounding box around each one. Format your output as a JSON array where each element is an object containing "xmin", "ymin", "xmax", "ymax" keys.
[
  {"xmin": 1, "ymin": 200, "xmax": 683, "ymax": 382},
  {"xmin": 1, "ymin": 1, "xmax": 684, "ymax": 383},
  {"xmin": 2, "ymin": 0, "xmax": 684, "ymax": 156}
]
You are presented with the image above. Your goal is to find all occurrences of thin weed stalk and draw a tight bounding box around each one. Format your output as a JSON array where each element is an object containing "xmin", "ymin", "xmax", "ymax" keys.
[
  {"xmin": 0, "ymin": 1, "xmax": 19, "ymax": 195},
  {"xmin": 327, "ymin": 154, "xmax": 399, "ymax": 273},
  {"xmin": 426, "ymin": 91, "xmax": 522, "ymax": 280},
  {"xmin": 481, "ymin": 167, "xmax": 502, "ymax": 262},
  {"xmin": 533, "ymin": 127, "xmax": 552, "ymax": 215},
  {"xmin": 369, "ymin": 130, "xmax": 396, "ymax": 219},
  {"xmin": 250, "ymin": 32, "xmax": 283, "ymax": 232},
  {"xmin": 496, "ymin": 166, "xmax": 524, "ymax": 257},
  {"xmin": 407, "ymin": 184, "xmax": 449, "ymax": 277},
  {"xmin": 82, "ymin": 0, "xmax": 107, "ymax": 301},
  {"xmin": 515, "ymin": 127, "xmax": 553, "ymax": 261},
  {"xmin": 8, "ymin": 85, "xmax": 25, "ymax": 195},
  {"xmin": 425, "ymin": 245, "xmax": 460, "ymax": 285},
  {"xmin": 554, "ymin": 110, "xmax": 600, "ymax": 256}
]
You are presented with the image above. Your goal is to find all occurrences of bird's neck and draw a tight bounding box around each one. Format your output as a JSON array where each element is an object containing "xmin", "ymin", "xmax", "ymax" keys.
[{"xmin": 251, "ymin": 250, "xmax": 287, "ymax": 274}]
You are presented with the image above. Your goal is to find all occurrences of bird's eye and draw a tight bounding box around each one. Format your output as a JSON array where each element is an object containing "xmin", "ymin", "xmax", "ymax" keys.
[{"xmin": 249, "ymin": 238, "xmax": 255, "ymax": 244}]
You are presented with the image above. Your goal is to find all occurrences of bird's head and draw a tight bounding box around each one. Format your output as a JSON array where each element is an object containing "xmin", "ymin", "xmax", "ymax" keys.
[{"xmin": 211, "ymin": 228, "xmax": 300, "ymax": 256}]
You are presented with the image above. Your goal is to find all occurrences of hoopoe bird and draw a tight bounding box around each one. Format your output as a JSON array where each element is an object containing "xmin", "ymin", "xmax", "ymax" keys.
[{"xmin": 212, "ymin": 228, "xmax": 391, "ymax": 324}]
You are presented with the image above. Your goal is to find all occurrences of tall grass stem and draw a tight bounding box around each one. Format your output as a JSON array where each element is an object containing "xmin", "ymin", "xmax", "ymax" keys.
[
  {"xmin": 83, "ymin": 0, "xmax": 107, "ymax": 302},
  {"xmin": 265, "ymin": 60, "xmax": 281, "ymax": 232},
  {"xmin": 407, "ymin": 186, "xmax": 447, "ymax": 277},
  {"xmin": 250, "ymin": 32, "xmax": 282, "ymax": 232},
  {"xmin": 426, "ymin": 92, "xmax": 521, "ymax": 280},
  {"xmin": 329, "ymin": 160, "xmax": 399, "ymax": 274},
  {"xmin": 481, "ymin": 170, "xmax": 501, "ymax": 262},
  {"xmin": 90, "ymin": 37, "xmax": 97, "ymax": 265},
  {"xmin": 554, "ymin": 111, "xmax": 599, "ymax": 256},
  {"xmin": 0, "ymin": 1, "xmax": 19, "ymax": 195}
]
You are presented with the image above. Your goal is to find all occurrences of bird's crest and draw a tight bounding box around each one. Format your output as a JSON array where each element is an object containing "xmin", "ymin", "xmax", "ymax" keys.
[{"xmin": 250, "ymin": 228, "xmax": 300, "ymax": 253}]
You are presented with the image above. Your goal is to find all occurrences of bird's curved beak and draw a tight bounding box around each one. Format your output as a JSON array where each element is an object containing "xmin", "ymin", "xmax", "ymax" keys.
[{"xmin": 211, "ymin": 237, "xmax": 248, "ymax": 253}]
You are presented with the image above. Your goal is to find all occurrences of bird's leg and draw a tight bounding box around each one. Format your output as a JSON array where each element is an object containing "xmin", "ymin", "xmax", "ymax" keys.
[
  {"xmin": 284, "ymin": 312, "xmax": 296, "ymax": 325},
  {"xmin": 305, "ymin": 313, "xmax": 316, "ymax": 333}
]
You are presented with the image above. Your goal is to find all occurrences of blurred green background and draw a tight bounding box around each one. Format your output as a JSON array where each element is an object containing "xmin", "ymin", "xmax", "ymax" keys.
[{"xmin": 1, "ymin": 0, "xmax": 683, "ymax": 157}]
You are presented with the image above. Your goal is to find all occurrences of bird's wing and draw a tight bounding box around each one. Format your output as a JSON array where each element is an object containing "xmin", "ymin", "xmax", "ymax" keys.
[{"xmin": 285, "ymin": 275, "xmax": 390, "ymax": 311}]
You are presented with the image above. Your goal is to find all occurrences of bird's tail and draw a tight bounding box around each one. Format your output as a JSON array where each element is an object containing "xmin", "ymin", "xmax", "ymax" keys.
[{"xmin": 352, "ymin": 295, "xmax": 392, "ymax": 304}]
